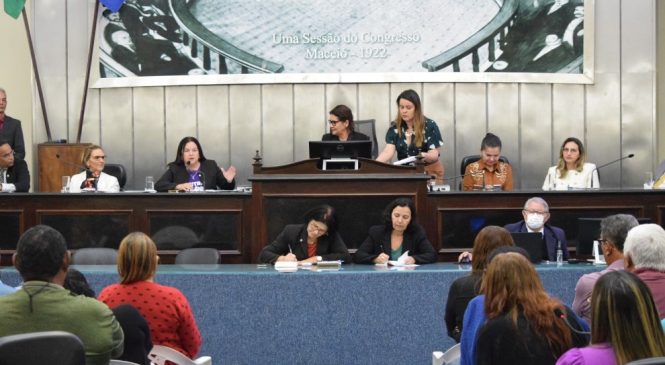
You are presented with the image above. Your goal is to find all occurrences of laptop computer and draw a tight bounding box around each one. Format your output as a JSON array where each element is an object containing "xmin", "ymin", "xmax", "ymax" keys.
[{"xmin": 510, "ymin": 232, "xmax": 544, "ymax": 263}]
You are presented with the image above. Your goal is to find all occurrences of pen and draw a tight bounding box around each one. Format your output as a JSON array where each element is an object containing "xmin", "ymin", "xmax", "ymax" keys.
[{"xmin": 288, "ymin": 244, "xmax": 293, "ymax": 254}]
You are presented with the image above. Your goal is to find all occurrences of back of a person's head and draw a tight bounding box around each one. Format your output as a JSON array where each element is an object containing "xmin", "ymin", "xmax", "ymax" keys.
[
  {"xmin": 624, "ymin": 224, "xmax": 665, "ymax": 271},
  {"xmin": 15, "ymin": 225, "xmax": 67, "ymax": 281},
  {"xmin": 64, "ymin": 268, "xmax": 96, "ymax": 297},
  {"xmin": 591, "ymin": 270, "xmax": 665, "ymax": 363},
  {"xmin": 600, "ymin": 214, "xmax": 639, "ymax": 252},
  {"xmin": 471, "ymin": 226, "xmax": 515, "ymax": 273},
  {"xmin": 118, "ymin": 232, "xmax": 158, "ymax": 284},
  {"xmin": 481, "ymin": 252, "xmax": 572, "ymax": 356}
]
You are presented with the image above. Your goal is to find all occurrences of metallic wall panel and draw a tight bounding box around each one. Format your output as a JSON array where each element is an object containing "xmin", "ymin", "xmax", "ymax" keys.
[
  {"xmin": 594, "ymin": 0, "xmax": 621, "ymax": 73},
  {"xmin": 454, "ymin": 83, "xmax": 487, "ymax": 170},
  {"xmin": 487, "ymin": 83, "xmax": 519, "ymax": 172},
  {"xmin": 293, "ymin": 85, "xmax": 325, "ymax": 161},
  {"xmin": 198, "ymin": 86, "xmax": 231, "ymax": 167},
  {"xmin": 229, "ymin": 85, "xmax": 262, "ymax": 185},
  {"xmin": 423, "ymin": 84, "xmax": 455, "ymax": 177},
  {"xmin": 621, "ymin": 0, "xmax": 655, "ymax": 73},
  {"xmin": 621, "ymin": 73, "xmax": 656, "ymax": 188},
  {"xmin": 262, "ymin": 84, "xmax": 294, "ymax": 167},
  {"xmin": 100, "ymin": 88, "xmax": 133, "ymax": 185},
  {"xmin": 519, "ymin": 84, "xmax": 553, "ymax": 189},
  {"xmin": 165, "ymin": 87, "xmax": 197, "ymax": 163},
  {"xmin": 65, "ymin": 0, "xmax": 92, "ymax": 142},
  {"xmin": 552, "ymin": 84, "xmax": 585, "ymax": 164},
  {"xmin": 586, "ymin": 73, "xmax": 622, "ymax": 188},
  {"xmin": 80, "ymin": 89, "xmax": 101, "ymax": 143},
  {"xmin": 133, "ymin": 87, "xmax": 165, "ymax": 189},
  {"xmin": 33, "ymin": 0, "xmax": 68, "ymax": 142},
  {"xmin": 358, "ymin": 84, "xmax": 392, "ymax": 155}
]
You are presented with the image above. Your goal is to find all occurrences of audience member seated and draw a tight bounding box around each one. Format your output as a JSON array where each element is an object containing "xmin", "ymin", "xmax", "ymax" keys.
[
  {"xmin": 460, "ymin": 246, "xmax": 532, "ymax": 365},
  {"xmin": 65, "ymin": 267, "xmax": 153, "ymax": 365},
  {"xmin": 0, "ymin": 138, "xmax": 30, "ymax": 192},
  {"xmin": 444, "ymin": 226, "xmax": 514, "ymax": 343},
  {"xmin": 475, "ymin": 252, "xmax": 588, "ymax": 365},
  {"xmin": 64, "ymin": 268, "xmax": 96, "ymax": 298},
  {"xmin": 321, "ymin": 105, "xmax": 370, "ymax": 142},
  {"xmin": 462, "ymin": 133, "xmax": 513, "ymax": 191},
  {"xmin": 543, "ymin": 137, "xmax": 598, "ymax": 190},
  {"xmin": 258, "ymin": 205, "xmax": 350, "ymax": 264},
  {"xmin": 557, "ymin": 270, "xmax": 665, "ymax": 365},
  {"xmin": 0, "ymin": 225, "xmax": 124, "ymax": 365},
  {"xmin": 0, "ymin": 88, "xmax": 26, "ymax": 160},
  {"xmin": 376, "ymin": 89, "xmax": 445, "ymax": 183},
  {"xmin": 155, "ymin": 136, "xmax": 236, "ymax": 192},
  {"xmin": 354, "ymin": 198, "xmax": 437, "ymax": 265},
  {"xmin": 112, "ymin": 304, "xmax": 153, "ymax": 365},
  {"xmin": 572, "ymin": 214, "xmax": 638, "ymax": 323},
  {"xmin": 99, "ymin": 232, "xmax": 202, "ymax": 359},
  {"xmin": 623, "ymin": 223, "xmax": 665, "ymax": 318},
  {"xmin": 69, "ymin": 144, "xmax": 120, "ymax": 193},
  {"xmin": 504, "ymin": 197, "xmax": 569, "ymax": 261}
]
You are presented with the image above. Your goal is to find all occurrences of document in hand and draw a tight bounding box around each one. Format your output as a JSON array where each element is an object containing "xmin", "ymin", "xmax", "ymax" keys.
[
  {"xmin": 393, "ymin": 156, "xmax": 417, "ymax": 166},
  {"xmin": 387, "ymin": 250, "xmax": 419, "ymax": 267}
]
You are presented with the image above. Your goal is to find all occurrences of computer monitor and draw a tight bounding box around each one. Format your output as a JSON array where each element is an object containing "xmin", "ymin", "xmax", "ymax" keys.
[
  {"xmin": 308, "ymin": 140, "xmax": 372, "ymax": 160},
  {"xmin": 510, "ymin": 232, "xmax": 544, "ymax": 263}
]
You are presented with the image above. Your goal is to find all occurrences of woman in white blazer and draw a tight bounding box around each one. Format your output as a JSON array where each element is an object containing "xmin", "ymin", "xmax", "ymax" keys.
[
  {"xmin": 543, "ymin": 137, "xmax": 599, "ymax": 190},
  {"xmin": 69, "ymin": 144, "xmax": 120, "ymax": 193}
]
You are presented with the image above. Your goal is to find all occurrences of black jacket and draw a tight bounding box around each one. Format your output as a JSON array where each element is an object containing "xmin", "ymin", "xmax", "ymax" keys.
[
  {"xmin": 258, "ymin": 224, "xmax": 350, "ymax": 264},
  {"xmin": 155, "ymin": 159, "xmax": 235, "ymax": 192},
  {"xmin": 5, "ymin": 158, "xmax": 30, "ymax": 192},
  {"xmin": 354, "ymin": 224, "xmax": 437, "ymax": 264}
]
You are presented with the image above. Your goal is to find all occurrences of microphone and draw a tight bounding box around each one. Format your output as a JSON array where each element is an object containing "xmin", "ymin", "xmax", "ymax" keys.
[
  {"xmin": 554, "ymin": 308, "xmax": 591, "ymax": 336},
  {"xmin": 55, "ymin": 154, "xmax": 84, "ymax": 171},
  {"xmin": 198, "ymin": 170, "xmax": 206, "ymax": 190},
  {"xmin": 590, "ymin": 153, "xmax": 634, "ymax": 189}
]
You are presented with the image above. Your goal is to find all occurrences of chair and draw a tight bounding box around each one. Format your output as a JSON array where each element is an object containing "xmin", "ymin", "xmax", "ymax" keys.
[
  {"xmin": 71, "ymin": 247, "xmax": 118, "ymax": 265},
  {"xmin": 104, "ymin": 163, "xmax": 127, "ymax": 190},
  {"xmin": 148, "ymin": 345, "xmax": 212, "ymax": 365},
  {"xmin": 432, "ymin": 343, "xmax": 460, "ymax": 365},
  {"xmin": 459, "ymin": 154, "xmax": 510, "ymax": 175},
  {"xmin": 354, "ymin": 119, "xmax": 378, "ymax": 159},
  {"xmin": 175, "ymin": 248, "xmax": 220, "ymax": 264},
  {"xmin": 626, "ymin": 358, "xmax": 665, "ymax": 365},
  {"xmin": 0, "ymin": 330, "xmax": 86, "ymax": 365}
]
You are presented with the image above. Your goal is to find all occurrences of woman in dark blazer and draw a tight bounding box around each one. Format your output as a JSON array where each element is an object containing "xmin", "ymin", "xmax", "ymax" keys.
[
  {"xmin": 259, "ymin": 205, "xmax": 350, "ymax": 264},
  {"xmin": 355, "ymin": 197, "xmax": 437, "ymax": 264},
  {"xmin": 155, "ymin": 136, "xmax": 236, "ymax": 192}
]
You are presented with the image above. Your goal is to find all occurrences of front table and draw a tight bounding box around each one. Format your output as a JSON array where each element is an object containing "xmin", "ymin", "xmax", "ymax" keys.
[{"xmin": 0, "ymin": 262, "xmax": 598, "ymax": 364}]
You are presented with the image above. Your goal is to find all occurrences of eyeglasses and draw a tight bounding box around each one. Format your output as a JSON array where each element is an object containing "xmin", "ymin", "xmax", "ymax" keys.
[
  {"xmin": 91, "ymin": 155, "xmax": 106, "ymax": 160},
  {"xmin": 597, "ymin": 238, "xmax": 609, "ymax": 245},
  {"xmin": 524, "ymin": 209, "xmax": 548, "ymax": 215},
  {"xmin": 328, "ymin": 120, "xmax": 344, "ymax": 126}
]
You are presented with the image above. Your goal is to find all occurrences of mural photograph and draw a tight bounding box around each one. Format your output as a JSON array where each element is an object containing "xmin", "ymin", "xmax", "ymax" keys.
[{"xmin": 97, "ymin": 0, "xmax": 589, "ymax": 84}]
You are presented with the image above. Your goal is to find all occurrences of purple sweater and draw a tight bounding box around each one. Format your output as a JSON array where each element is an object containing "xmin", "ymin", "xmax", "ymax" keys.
[{"xmin": 557, "ymin": 344, "xmax": 616, "ymax": 365}]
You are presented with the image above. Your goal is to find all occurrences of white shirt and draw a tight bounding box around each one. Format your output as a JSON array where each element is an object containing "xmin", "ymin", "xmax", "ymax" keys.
[
  {"xmin": 542, "ymin": 162, "xmax": 599, "ymax": 190},
  {"xmin": 0, "ymin": 168, "xmax": 16, "ymax": 192},
  {"xmin": 68, "ymin": 171, "xmax": 120, "ymax": 193}
]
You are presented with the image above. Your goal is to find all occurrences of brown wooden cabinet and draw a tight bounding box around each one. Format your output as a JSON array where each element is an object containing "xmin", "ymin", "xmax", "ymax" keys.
[{"xmin": 38, "ymin": 143, "xmax": 90, "ymax": 192}]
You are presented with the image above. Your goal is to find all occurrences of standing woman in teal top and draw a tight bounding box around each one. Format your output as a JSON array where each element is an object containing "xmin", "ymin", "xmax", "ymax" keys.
[
  {"xmin": 376, "ymin": 89, "xmax": 445, "ymax": 183},
  {"xmin": 354, "ymin": 197, "xmax": 437, "ymax": 264}
]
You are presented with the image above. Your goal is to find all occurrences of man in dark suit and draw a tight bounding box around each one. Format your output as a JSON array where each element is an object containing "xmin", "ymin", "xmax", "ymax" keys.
[
  {"xmin": 0, "ymin": 88, "xmax": 26, "ymax": 160},
  {"xmin": 504, "ymin": 196, "xmax": 569, "ymax": 261},
  {"xmin": 0, "ymin": 139, "xmax": 30, "ymax": 192}
]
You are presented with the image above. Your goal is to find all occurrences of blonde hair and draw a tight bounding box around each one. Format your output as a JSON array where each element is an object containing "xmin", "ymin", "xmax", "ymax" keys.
[
  {"xmin": 117, "ymin": 232, "xmax": 158, "ymax": 284},
  {"xmin": 556, "ymin": 137, "xmax": 586, "ymax": 179},
  {"xmin": 81, "ymin": 144, "xmax": 103, "ymax": 167}
]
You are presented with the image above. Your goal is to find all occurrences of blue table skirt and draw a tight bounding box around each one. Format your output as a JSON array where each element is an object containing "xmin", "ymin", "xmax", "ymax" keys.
[{"xmin": 0, "ymin": 263, "xmax": 599, "ymax": 365}]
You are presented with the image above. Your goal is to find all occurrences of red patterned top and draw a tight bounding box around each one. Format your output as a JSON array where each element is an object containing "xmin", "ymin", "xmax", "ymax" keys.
[{"xmin": 99, "ymin": 281, "xmax": 202, "ymax": 358}]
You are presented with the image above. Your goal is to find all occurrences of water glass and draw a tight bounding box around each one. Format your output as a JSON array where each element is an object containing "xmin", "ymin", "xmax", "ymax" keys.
[
  {"xmin": 145, "ymin": 176, "xmax": 155, "ymax": 192},
  {"xmin": 61, "ymin": 176, "xmax": 70, "ymax": 193},
  {"xmin": 644, "ymin": 171, "xmax": 654, "ymax": 189}
]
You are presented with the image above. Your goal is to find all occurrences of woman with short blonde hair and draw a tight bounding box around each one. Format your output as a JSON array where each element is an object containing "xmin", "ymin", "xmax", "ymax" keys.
[{"xmin": 99, "ymin": 232, "xmax": 202, "ymax": 359}]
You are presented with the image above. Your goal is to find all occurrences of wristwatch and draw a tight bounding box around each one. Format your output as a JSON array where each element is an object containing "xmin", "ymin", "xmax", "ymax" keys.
[{"xmin": 316, "ymin": 256, "xmax": 323, "ymax": 263}]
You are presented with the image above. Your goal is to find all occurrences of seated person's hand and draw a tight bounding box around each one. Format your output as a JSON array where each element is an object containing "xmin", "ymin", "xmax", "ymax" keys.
[
  {"xmin": 175, "ymin": 182, "xmax": 193, "ymax": 191},
  {"xmin": 458, "ymin": 251, "xmax": 472, "ymax": 263},
  {"xmin": 298, "ymin": 256, "xmax": 318, "ymax": 265},
  {"xmin": 374, "ymin": 252, "xmax": 389, "ymax": 264},
  {"xmin": 277, "ymin": 253, "xmax": 297, "ymax": 262},
  {"xmin": 403, "ymin": 256, "xmax": 416, "ymax": 265}
]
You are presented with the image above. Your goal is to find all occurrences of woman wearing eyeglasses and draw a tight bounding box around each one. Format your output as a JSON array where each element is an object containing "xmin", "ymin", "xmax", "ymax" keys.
[
  {"xmin": 322, "ymin": 105, "xmax": 370, "ymax": 142},
  {"xmin": 68, "ymin": 144, "xmax": 120, "ymax": 193},
  {"xmin": 258, "ymin": 204, "xmax": 351, "ymax": 264}
]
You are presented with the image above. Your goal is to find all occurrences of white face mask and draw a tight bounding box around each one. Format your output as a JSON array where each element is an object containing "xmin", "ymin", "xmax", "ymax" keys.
[{"xmin": 526, "ymin": 214, "xmax": 545, "ymax": 230}]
